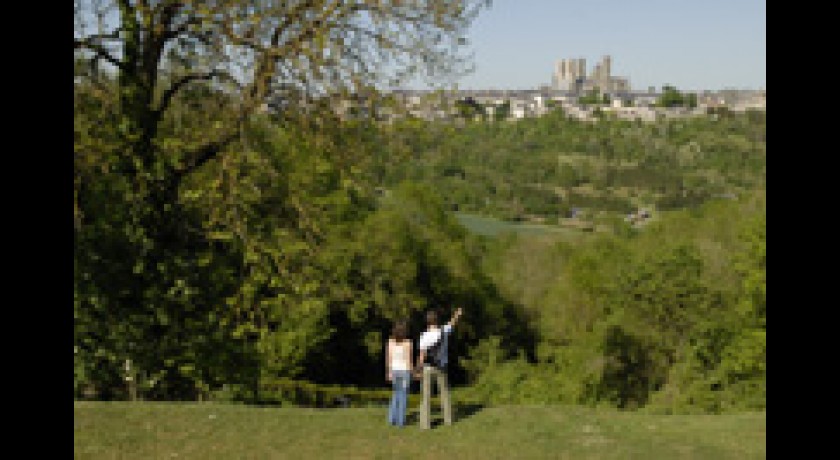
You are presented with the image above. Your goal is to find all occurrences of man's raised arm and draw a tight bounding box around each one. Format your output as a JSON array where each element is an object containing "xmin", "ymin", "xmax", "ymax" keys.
[{"xmin": 446, "ymin": 307, "xmax": 463, "ymax": 329}]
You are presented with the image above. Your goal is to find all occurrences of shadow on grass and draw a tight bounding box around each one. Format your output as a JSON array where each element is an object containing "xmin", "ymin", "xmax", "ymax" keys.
[
  {"xmin": 402, "ymin": 402, "xmax": 485, "ymax": 429},
  {"xmin": 456, "ymin": 402, "xmax": 484, "ymax": 421}
]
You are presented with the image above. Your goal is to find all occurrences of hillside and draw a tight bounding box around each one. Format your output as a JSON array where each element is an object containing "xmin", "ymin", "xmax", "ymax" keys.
[{"xmin": 373, "ymin": 109, "xmax": 766, "ymax": 230}]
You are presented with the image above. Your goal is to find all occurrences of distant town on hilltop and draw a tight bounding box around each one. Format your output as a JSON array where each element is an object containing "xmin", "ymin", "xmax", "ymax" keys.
[{"xmin": 263, "ymin": 55, "xmax": 765, "ymax": 123}]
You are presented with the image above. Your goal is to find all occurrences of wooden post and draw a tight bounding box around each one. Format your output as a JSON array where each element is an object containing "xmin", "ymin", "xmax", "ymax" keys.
[{"xmin": 125, "ymin": 359, "xmax": 137, "ymax": 402}]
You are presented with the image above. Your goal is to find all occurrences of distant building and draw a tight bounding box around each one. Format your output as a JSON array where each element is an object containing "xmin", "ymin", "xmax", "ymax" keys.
[
  {"xmin": 553, "ymin": 58, "xmax": 587, "ymax": 92},
  {"xmin": 553, "ymin": 55, "xmax": 630, "ymax": 95}
]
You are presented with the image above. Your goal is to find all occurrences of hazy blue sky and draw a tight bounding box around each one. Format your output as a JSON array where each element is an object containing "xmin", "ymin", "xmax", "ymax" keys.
[
  {"xmin": 76, "ymin": 0, "xmax": 765, "ymax": 92},
  {"xmin": 448, "ymin": 0, "xmax": 765, "ymax": 91}
]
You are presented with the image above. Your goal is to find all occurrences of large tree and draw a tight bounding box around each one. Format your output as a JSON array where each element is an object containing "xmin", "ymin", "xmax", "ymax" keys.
[
  {"xmin": 74, "ymin": 0, "xmax": 490, "ymax": 399},
  {"xmin": 74, "ymin": 0, "xmax": 487, "ymax": 189}
]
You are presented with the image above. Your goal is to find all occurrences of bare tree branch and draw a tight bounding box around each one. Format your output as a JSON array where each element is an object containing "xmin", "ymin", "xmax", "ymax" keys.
[
  {"xmin": 76, "ymin": 0, "xmax": 490, "ymax": 189},
  {"xmin": 75, "ymin": 38, "xmax": 126, "ymax": 70},
  {"xmin": 154, "ymin": 69, "xmax": 239, "ymax": 117},
  {"xmin": 157, "ymin": 1, "xmax": 184, "ymax": 36},
  {"xmin": 76, "ymin": 30, "xmax": 123, "ymax": 42},
  {"xmin": 164, "ymin": 16, "xmax": 206, "ymax": 42},
  {"xmin": 175, "ymin": 130, "xmax": 240, "ymax": 181}
]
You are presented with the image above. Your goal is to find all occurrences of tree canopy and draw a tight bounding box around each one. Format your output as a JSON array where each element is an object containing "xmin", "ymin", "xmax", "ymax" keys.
[{"xmin": 74, "ymin": 0, "xmax": 492, "ymax": 400}]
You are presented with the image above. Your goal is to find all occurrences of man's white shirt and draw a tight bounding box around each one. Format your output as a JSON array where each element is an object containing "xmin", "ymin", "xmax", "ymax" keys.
[{"xmin": 419, "ymin": 324, "xmax": 452, "ymax": 351}]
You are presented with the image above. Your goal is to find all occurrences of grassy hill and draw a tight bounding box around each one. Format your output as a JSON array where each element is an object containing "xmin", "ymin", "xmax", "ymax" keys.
[{"xmin": 74, "ymin": 402, "xmax": 766, "ymax": 459}]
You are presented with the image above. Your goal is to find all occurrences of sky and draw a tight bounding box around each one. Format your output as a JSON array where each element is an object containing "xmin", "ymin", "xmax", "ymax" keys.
[
  {"xmin": 442, "ymin": 0, "xmax": 765, "ymax": 91},
  {"xmin": 75, "ymin": 0, "xmax": 765, "ymax": 93}
]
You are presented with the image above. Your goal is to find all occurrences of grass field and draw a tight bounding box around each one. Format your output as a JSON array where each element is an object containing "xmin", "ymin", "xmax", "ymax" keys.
[{"xmin": 74, "ymin": 402, "xmax": 765, "ymax": 459}]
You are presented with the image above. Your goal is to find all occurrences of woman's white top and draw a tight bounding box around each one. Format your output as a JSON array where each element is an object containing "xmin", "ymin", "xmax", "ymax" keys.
[{"xmin": 389, "ymin": 339, "xmax": 411, "ymax": 371}]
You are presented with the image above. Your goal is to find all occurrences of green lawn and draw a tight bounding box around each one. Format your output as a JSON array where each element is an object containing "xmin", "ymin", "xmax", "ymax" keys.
[{"xmin": 74, "ymin": 402, "xmax": 765, "ymax": 459}]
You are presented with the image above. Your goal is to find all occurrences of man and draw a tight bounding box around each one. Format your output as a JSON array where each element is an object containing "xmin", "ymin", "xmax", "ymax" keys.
[{"xmin": 417, "ymin": 307, "xmax": 463, "ymax": 429}]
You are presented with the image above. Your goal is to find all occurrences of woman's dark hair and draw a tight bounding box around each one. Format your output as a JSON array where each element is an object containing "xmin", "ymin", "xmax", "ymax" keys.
[
  {"xmin": 426, "ymin": 309, "xmax": 438, "ymax": 326},
  {"xmin": 392, "ymin": 320, "xmax": 408, "ymax": 342}
]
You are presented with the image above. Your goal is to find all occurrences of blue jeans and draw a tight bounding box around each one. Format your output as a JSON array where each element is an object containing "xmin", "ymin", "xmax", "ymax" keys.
[{"xmin": 388, "ymin": 370, "xmax": 410, "ymax": 426}]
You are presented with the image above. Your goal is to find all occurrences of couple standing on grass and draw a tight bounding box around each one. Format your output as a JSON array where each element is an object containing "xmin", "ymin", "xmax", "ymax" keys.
[{"xmin": 386, "ymin": 307, "xmax": 463, "ymax": 429}]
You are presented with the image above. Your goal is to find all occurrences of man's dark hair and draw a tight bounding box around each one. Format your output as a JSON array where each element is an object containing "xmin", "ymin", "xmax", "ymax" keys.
[
  {"xmin": 426, "ymin": 310, "xmax": 438, "ymax": 326},
  {"xmin": 392, "ymin": 320, "xmax": 408, "ymax": 342}
]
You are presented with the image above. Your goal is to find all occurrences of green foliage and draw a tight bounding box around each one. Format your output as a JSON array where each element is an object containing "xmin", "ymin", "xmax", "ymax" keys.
[
  {"xmin": 687, "ymin": 93, "xmax": 698, "ymax": 108},
  {"xmin": 492, "ymin": 101, "xmax": 511, "ymax": 121},
  {"xmin": 75, "ymin": 2, "xmax": 765, "ymax": 413},
  {"xmin": 657, "ymin": 85, "xmax": 696, "ymax": 108},
  {"xmin": 648, "ymin": 205, "xmax": 765, "ymax": 413},
  {"xmin": 370, "ymin": 109, "xmax": 764, "ymax": 229},
  {"xmin": 455, "ymin": 97, "xmax": 486, "ymax": 121},
  {"xmin": 578, "ymin": 88, "xmax": 603, "ymax": 105},
  {"xmin": 75, "ymin": 0, "xmax": 494, "ymax": 401},
  {"xmin": 470, "ymin": 193, "xmax": 765, "ymax": 412}
]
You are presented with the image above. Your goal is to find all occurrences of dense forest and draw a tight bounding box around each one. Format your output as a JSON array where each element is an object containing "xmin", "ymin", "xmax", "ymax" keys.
[
  {"xmin": 74, "ymin": 1, "xmax": 764, "ymax": 415},
  {"xmin": 371, "ymin": 107, "xmax": 765, "ymax": 224}
]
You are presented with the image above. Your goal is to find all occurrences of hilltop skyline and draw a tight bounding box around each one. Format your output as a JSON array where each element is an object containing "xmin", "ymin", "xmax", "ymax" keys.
[{"xmin": 409, "ymin": 0, "xmax": 766, "ymax": 92}]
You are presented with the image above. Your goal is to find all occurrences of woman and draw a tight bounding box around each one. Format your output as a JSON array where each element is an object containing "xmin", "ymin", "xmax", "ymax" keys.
[{"xmin": 386, "ymin": 320, "xmax": 413, "ymax": 427}]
